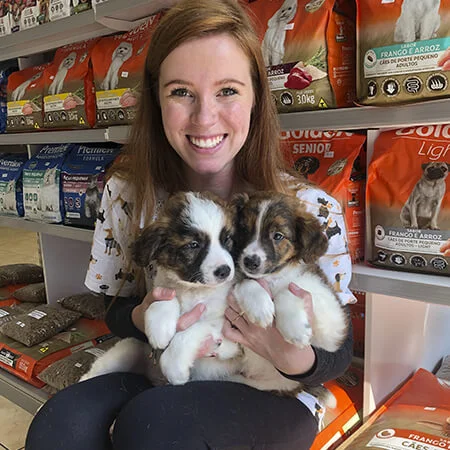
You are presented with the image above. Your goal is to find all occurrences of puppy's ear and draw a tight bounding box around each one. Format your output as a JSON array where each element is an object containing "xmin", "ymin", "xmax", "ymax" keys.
[
  {"xmin": 296, "ymin": 213, "xmax": 328, "ymax": 263},
  {"xmin": 229, "ymin": 193, "xmax": 249, "ymax": 216},
  {"xmin": 446, "ymin": 163, "xmax": 450, "ymax": 170},
  {"xmin": 422, "ymin": 162, "xmax": 431, "ymax": 172},
  {"xmin": 132, "ymin": 224, "xmax": 167, "ymax": 267}
]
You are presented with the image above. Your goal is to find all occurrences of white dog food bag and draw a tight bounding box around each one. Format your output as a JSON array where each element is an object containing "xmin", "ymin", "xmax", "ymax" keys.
[
  {"xmin": 48, "ymin": 0, "xmax": 91, "ymax": 22},
  {"xmin": 20, "ymin": 0, "xmax": 48, "ymax": 30},
  {"xmin": 247, "ymin": 0, "xmax": 356, "ymax": 112},
  {"xmin": 0, "ymin": 2, "xmax": 12, "ymax": 36},
  {"xmin": 90, "ymin": 14, "xmax": 161, "ymax": 127},
  {"xmin": 22, "ymin": 144, "xmax": 72, "ymax": 223},
  {"xmin": 0, "ymin": 153, "xmax": 28, "ymax": 217},
  {"xmin": 367, "ymin": 126, "xmax": 450, "ymax": 275},
  {"xmin": 357, "ymin": 0, "xmax": 450, "ymax": 105},
  {"xmin": 61, "ymin": 143, "xmax": 121, "ymax": 229},
  {"xmin": 43, "ymin": 38, "xmax": 99, "ymax": 130}
]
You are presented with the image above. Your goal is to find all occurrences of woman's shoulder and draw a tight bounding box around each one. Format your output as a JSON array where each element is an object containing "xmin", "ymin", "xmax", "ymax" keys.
[{"xmin": 104, "ymin": 174, "xmax": 133, "ymax": 203}]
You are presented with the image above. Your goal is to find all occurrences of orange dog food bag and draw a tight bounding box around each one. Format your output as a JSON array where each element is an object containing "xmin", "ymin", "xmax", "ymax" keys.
[
  {"xmin": 367, "ymin": 126, "xmax": 450, "ymax": 275},
  {"xmin": 246, "ymin": 0, "xmax": 356, "ymax": 112},
  {"xmin": 43, "ymin": 38, "xmax": 99, "ymax": 129},
  {"xmin": 90, "ymin": 14, "xmax": 161, "ymax": 127}
]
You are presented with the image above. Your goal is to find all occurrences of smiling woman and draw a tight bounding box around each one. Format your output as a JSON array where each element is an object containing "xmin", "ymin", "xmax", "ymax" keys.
[{"xmin": 25, "ymin": 1, "xmax": 355, "ymax": 449}]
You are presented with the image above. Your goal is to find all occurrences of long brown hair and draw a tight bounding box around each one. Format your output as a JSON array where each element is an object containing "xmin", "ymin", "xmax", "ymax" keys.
[{"xmin": 111, "ymin": 0, "xmax": 290, "ymax": 237}]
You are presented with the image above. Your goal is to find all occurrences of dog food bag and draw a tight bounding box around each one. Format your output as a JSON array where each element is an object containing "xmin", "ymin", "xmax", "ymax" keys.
[
  {"xmin": 48, "ymin": 0, "xmax": 91, "ymax": 22},
  {"xmin": 367, "ymin": 126, "xmax": 450, "ymax": 275},
  {"xmin": 43, "ymin": 38, "xmax": 99, "ymax": 129},
  {"xmin": 7, "ymin": 63, "xmax": 50, "ymax": 132},
  {"xmin": 12, "ymin": 282, "xmax": 46, "ymax": 303},
  {"xmin": 0, "ymin": 2, "xmax": 12, "ymax": 36},
  {"xmin": 58, "ymin": 292, "xmax": 105, "ymax": 320},
  {"xmin": 247, "ymin": 0, "xmax": 356, "ymax": 112},
  {"xmin": 356, "ymin": 0, "xmax": 450, "ymax": 105},
  {"xmin": 22, "ymin": 143, "xmax": 72, "ymax": 223},
  {"xmin": 338, "ymin": 368, "xmax": 450, "ymax": 450},
  {"xmin": 19, "ymin": 0, "xmax": 47, "ymax": 30},
  {"xmin": 0, "ymin": 264, "xmax": 44, "ymax": 287},
  {"xmin": 91, "ymin": 14, "xmax": 161, "ymax": 127},
  {"xmin": 0, "ymin": 153, "xmax": 27, "ymax": 217},
  {"xmin": 61, "ymin": 143, "xmax": 121, "ymax": 228},
  {"xmin": 282, "ymin": 130, "xmax": 366, "ymax": 262},
  {"xmin": 1, "ymin": 63, "xmax": 18, "ymax": 133}
]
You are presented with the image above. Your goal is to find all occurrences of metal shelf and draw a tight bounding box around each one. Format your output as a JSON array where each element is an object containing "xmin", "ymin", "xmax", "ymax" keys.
[
  {"xmin": 350, "ymin": 264, "xmax": 450, "ymax": 306},
  {"xmin": 0, "ymin": 216, "xmax": 94, "ymax": 243},
  {"xmin": 0, "ymin": 129, "xmax": 108, "ymax": 145},
  {"xmin": 0, "ymin": 10, "xmax": 111, "ymax": 62},
  {"xmin": 279, "ymin": 98, "xmax": 450, "ymax": 131},
  {"xmin": 0, "ymin": 369, "xmax": 49, "ymax": 415}
]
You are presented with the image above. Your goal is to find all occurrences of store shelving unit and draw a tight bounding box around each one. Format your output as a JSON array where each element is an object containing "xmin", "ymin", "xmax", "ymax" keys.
[{"xmin": 0, "ymin": 0, "xmax": 449, "ymax": 419}]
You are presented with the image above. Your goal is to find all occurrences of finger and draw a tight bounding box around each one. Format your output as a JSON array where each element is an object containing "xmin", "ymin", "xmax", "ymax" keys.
[
  {"xmin": 177, "ymin": 303, "xmax": 205, "ymax": 331},
  {"xmin": 195, "ymin": 335, "xmax": 216, "ymax": 358},
  {"xmin": 289, "ymin": 282, "xmax": 314, "ymax": 325},
  {"xmin": 152, "ymin": 287, "xmax": 176, "ymax": 301},
  {"xmin": 256, "ymin": 279, "xmax": 272, "ymax": 296},
  {"xmin": 226, "ymin": 293, "xmax": 242, "ymax": 314},
  {"xmin": 222, "ymin": 319, "xmax": 248, "ymax": 346}
]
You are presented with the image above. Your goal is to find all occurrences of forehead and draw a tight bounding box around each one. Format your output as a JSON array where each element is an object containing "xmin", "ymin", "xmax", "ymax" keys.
[{"xmin": 159, "ymin": 33, "xmax": 253, "ymax": 85}]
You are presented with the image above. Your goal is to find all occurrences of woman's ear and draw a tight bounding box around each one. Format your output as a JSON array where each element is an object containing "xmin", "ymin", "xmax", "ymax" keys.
[{"xmin": 132, "ymin": 224, "xmax": 167, "ymax": 267}]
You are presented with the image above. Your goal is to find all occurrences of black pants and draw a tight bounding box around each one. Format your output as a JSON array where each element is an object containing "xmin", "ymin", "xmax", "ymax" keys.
[{"xmin": 26, "ymin": 373, "xmax": 318, "ymax": 450}]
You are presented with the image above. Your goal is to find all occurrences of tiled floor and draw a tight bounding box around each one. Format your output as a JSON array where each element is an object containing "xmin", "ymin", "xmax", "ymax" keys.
[{"xmin": 0, "ymin": 226, "xmax": 41, "ymax": 449}]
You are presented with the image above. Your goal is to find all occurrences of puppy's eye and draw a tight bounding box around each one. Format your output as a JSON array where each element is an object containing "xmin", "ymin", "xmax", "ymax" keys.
[
  {"xmin": 273, "ymin": 232, "xmax": 285, "ymax": 241},
  {"xmin": 185, "ymin": 241, "xmax": 199, "ymax": 249}
]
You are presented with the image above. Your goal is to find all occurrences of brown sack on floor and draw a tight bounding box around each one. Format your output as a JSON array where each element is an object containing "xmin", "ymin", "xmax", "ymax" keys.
[{"xmin": 0, "ymin": 264, "xmax": 44, "ymax": 287}]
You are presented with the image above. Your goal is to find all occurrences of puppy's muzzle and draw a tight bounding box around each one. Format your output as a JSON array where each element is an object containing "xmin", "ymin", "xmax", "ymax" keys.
[
  {"xmin": 243, "ymin": 255, "xmax": 262, "ymax": 272},
  {"xmin": 213, "ymin": 264, "xmax": 232, "ymax": 281},
  {"xmin": 426, "ymin": 166, "xmax": 448, "ymax": 180}
]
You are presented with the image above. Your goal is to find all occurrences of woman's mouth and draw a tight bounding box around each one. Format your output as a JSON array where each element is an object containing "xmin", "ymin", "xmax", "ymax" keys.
[{"xmin": 187, "ymin": 134, "xmax": 226, "ymax": 152}]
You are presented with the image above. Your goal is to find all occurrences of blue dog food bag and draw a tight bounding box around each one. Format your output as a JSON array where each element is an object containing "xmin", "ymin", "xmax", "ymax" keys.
[
  {"xmin": 0, "ymin": 64, "xmax": 18, "ymax": 133},
  {"xmin": 22, "ymin": 144, "xmax": 72, "ymax": 223},
  {"xmin": 61, "ymin": 143, "xmax": 121, "ymax": 229},
  {"xmin": 0, "ymin": 153, "xmax": 28, "ymax": 217}
]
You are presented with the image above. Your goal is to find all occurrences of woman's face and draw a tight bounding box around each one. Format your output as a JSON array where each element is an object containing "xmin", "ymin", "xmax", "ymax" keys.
[{"xmin": 159, "ymin": 33, "xmax": 254, "ymax": 177}]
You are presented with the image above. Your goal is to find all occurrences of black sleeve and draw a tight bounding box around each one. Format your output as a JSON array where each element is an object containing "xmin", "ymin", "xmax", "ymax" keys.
[
  {"xmin": 278, "ymin": 306, "xmax": 353, "ymax": 386},
  {"xmin": 104, "ymin": 294, "xmax": 147, "ymax": 342}
]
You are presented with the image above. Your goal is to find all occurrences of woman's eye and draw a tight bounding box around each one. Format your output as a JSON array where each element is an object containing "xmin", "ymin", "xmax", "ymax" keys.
[
  {"xmin": 273, "ymin": 232, "xmax": 285, "ymax": 241},
  {"xmin": 170, "ymin": 88, "xmax": 191, "ymax": 97},
  {"xmin": 220, "ymin": 87, "xmax": 238, "ymax": 97}
]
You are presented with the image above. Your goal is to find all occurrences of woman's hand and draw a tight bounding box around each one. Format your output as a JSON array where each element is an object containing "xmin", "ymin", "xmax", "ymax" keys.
[
  {"xmin": 131, "ymin": 287, "xmax": 216, "ymax": 358},
  {"xmin": 222, "ymin": 281, "xmax": 316, "ymax": 376},
  {"xmin": 440, "ymin": 239, "xmax": 450, "ymax": 256}
]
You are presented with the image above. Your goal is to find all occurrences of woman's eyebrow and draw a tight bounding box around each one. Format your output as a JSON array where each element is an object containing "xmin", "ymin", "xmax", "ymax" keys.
[
  {"xmin": 216, "ymin": 78, "xmax": 246, "ymax": 86},
  {"xmin": 162, "ymin": 78, "xmax": 246, "ymax": 88},
  {"xmin": 163, "ymin": 79, "xmax": 193, "ymax": 88}
]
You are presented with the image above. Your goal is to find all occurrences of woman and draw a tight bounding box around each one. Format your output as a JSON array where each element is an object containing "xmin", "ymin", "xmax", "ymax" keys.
[{"xmin": 26, "ymin": 1, "xmax": 354, "ymax": 449}]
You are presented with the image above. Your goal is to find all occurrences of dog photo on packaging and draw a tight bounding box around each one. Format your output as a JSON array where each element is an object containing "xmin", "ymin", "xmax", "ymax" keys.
[
  {"xmin": 81, "ymin": 191, "xmax": 347, "ymax": 405},
  {"xmin": 0, "ymin": 153, "xmax": 28, "ymax": 217}
]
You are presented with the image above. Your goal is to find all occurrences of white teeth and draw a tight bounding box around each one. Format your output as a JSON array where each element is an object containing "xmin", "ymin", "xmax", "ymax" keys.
[{"xmin": 189, "ymin": 135, "xmax": 224, "ymax": 148}]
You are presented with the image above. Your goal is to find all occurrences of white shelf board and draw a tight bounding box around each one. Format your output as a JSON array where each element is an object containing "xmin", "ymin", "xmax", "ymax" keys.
[
  {"xmin": 350, "ymin": 264, "xmax": 450, "ymax": 306},
  {"xmin": 0, "ymin": 369, "xmax": 49, "ymax": 415},
  {"xmin": 0, "ymin": 10, "xmax": 111, "ymax": 62},
  {"xmin": 279, "ymin": 98, "xmax": 450, "ymax": 131},
  {"xmin": 95, "ymin": 0, "xmax": 178, "ymax": 22},
  {"xmin": 0, "ymin": 129, "xmax": 108, "ymax": 145},
  {"xmin": 0, "ymin": 216, "xmax": 94, "ymax": 243}
]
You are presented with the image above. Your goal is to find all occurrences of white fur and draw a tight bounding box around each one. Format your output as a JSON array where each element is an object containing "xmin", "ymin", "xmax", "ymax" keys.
[
  {"xmin": 2, "ymin": 180, "xmax": 16, "ymax": 212},
  {"xmin": 48, "ymin": 52, "xmax": 77, "ymax": 95},
  {"xmin": 262, "ymin": 0, "xmax": 298, "ymax": 66},
  {"xmin": 394, "ymin": 0, "xmax": 441, "ymax": 43},
  {"xmin": 101, "ymin": 42, "xmax": 133, "ymax": 91},
  {"xmin": 40, "ymin": 167, "xmax": 59, "ymax": 213},
  {"xmin": 11, "ymin": 72, "xmax": 42, "ymax": 102}
]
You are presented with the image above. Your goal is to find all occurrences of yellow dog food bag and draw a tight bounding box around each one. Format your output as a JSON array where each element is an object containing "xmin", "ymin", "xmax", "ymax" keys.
[
  {"xmin": 356, "ymin": 0, "xmax": 450, "ymax": 105},
  {"xmin": 367, "ymin": 126, "xmax": 450, "ymax": 275},
  {"xmin": 282, "ymin": 130, "xmax": 366, "ymax": 262},
  {"xmin": 247, "ymin": 0, "xmax": 356, "ymax": 112}
]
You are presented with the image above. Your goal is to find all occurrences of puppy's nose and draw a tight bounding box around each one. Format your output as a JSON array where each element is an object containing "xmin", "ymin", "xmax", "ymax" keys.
[
  {"xmin": 214, "ymin": 265, "xmax": 231, "ymax": 280},
  {"xmin": 243, "ymin": 255, "xmax": 261, "ymax": 271}
]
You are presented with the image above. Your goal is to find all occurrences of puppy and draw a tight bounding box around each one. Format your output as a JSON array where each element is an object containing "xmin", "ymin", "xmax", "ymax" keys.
[
  {"xmin": 294, "ymin": 156, "xmax": 320, "ymax": 179},
  {"xmin": 49, "ymin": 52, "xmax": 77, "ymax": 95},
  {"xmin": 400, "ymin": 162, "xmax": 449, "ymax": 230},
  {"xmin": 11, "ymin": 72, "xmax": 43, "ymax": 102},
  {"xmin": 394, "ymin": 0, "xmax": 441, "ymax": 43},
  {"xmin": 81, "ymin": 192, "xmax": 241, "ymax": 385},
  {"xmin": 228, "ymin": 191, "xmax": 348, "ymax": 400},
  {"xmin": 40, "ymin": 167, "xmax": 59, "ymax": 213},
  {"xmin": 262, "ymin": 0, "xmax": 297, "ymax": 66},
  {"xmin": 0, "ymin": 180, "xmax": 16, "ymax": 212},
  {"xmin": 101, "ymin": 42, "xmax": 133, "ymax": 91}
]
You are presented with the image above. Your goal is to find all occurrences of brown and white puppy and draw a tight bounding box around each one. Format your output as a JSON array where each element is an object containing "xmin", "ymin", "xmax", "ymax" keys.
[
  {"xmin": 227, "ymin": 191, "xmax": 348, "ymax": 400},
  {"xmin": 81, "ymin": 191, "xmax": 242, "ymax": 385},
  {"xmin": 400, "ymin": 162, "xmax": 449, "ymax": 230}
]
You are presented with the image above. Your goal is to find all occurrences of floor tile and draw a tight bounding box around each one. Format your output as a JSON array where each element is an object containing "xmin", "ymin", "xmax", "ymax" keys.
[{"xmin": 0, "ymin": 396, "xmax": 33, "ymax": 450}]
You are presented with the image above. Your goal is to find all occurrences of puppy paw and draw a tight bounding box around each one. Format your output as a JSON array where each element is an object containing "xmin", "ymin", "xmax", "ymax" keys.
[
  {"xmin": 277, "ymin": 311, "xmax": 312, "ymax": 348},
  {"xmin": 146, "ymin": 320, "xmax": 176, "ymax": 350},
  {"xmin": 233, "ymin": 280, "xmax": 274, "ymax": 328},
  {"xmin": 160, "ymin": 351, "xmax": 190, "ymax": 385},
  {"xmin": 144, "ymin": 301, "xmax": 179, "ymax": 349}
]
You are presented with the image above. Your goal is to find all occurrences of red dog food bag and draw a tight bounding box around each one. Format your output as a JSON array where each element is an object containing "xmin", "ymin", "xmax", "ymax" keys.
[
  {"xmin": 338, "ymin": 368, "xmax": 450, "ymax": 450},
  {"xmin": 356, "ymin": 0, "xmax": 450, "ymax": 105},
  {"xmin": 282, "ymin": 130, "xmax": 366, "ymax": 262},
  {"xmin": 7, "ymin": 63, "xmax": 50, "ymax": 132},
  {"xmin": 91, "ymin": 13, "xmax": 161, "ymax": 127},
  {"xmin": 247, "ymin": 0, "xmax": 356, "ymax": 112},
  {"xmin": 43, "ymin": 38, "xmax": 99, "ymax": 129},
  {"xmin": 367, "ymin": 126, "xmax": 450, "ymax": 275}
]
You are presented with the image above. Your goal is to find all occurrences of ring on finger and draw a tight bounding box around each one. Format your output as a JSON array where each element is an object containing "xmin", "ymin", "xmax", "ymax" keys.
[{"xmin": 231, "ymin": 311, "xmax": 245, "ymax": 324}]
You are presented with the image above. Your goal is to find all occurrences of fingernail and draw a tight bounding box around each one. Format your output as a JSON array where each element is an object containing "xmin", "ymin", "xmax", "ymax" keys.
[
  {"xmin": 289, "ymin": 282, "xmax": 301, "ymax": 293},
  {"xmin": 199, "ymin": 303, "xmax": 206, "ymax": 313}
]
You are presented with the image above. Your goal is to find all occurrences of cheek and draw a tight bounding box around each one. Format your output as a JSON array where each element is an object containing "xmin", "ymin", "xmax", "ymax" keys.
[
  {"xmin": 225, "ymin": 102, "xmax": 252, "ymax": 137},
  {"xmin": 275, "ymin": 240, "xmax": 296, "ymax": 263},
  {"xmin": 161, "ymin": 102, "xmax": 188, "ymax": 140}
]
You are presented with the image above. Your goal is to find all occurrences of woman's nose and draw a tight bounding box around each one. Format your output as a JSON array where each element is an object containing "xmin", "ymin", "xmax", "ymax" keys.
[{"xmin": 191, "ymin": 96, "xmax": 218, "ymax": 127}]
